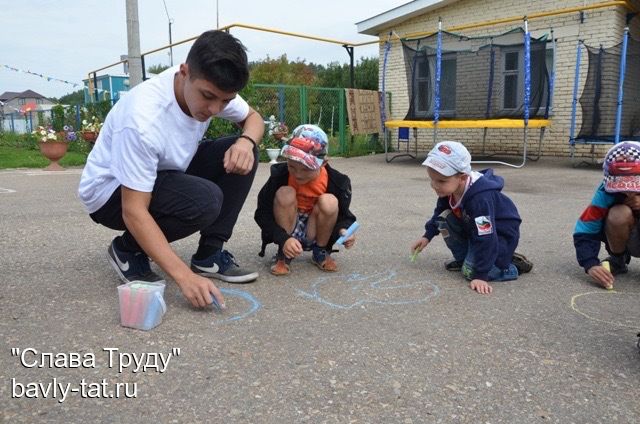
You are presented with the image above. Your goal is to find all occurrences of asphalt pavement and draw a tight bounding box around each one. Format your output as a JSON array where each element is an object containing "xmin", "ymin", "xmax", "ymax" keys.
[{"xmin": 1, "ymin": 153, "xmax": 638, "ymax": 423}]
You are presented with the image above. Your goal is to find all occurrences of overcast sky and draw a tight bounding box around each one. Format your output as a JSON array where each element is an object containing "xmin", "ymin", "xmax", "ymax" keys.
[{"xmin": 1, "ymin": 0, "xmax": 408, "ymax": 99}]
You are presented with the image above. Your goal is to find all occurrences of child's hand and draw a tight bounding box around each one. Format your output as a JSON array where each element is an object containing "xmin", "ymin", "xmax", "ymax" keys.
[
  {"xmin": 624, "ymin": 193, "xmax": 640, "ymax": 211},
  {"xmin": 410, "ymin": 237, "xmax": 429, "ymax": 253},
  {"xmin": 587, "ymin": 264, "xmax": 614, "ymax": 289},
  {"xmin": 469, "ymin": 279, "xmax": 492, "ymax": 294},
  {"xmin": 338, "ymin": 228, "xmax": 356, "ymax": 249},
  {"xmin": 283, "ymin": 237, "xmax": 303, "ymax": 259}
]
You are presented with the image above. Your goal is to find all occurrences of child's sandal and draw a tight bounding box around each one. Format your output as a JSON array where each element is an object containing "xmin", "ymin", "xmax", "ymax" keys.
[
  {"xmin": 270, "ymin": 259, "xmax": 290, "ymax": 276},
  {"xmin": 312, "ymin": 255, "xmax": 337, "ymax": 272}
]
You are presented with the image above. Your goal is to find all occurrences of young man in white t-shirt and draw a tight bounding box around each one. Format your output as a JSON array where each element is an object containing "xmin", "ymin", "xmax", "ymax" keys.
[{"xmin": 78, "ymin": 30, "xmax": 264, "ymax": 309}]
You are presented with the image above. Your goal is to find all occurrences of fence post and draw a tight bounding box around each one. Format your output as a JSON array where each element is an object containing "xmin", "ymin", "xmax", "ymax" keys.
[
  {"xmin": 338, "ymin": 89, "xmax": 346, "ymax": 155},
  {"xmin": 75, "ymin": 104, "xmax": 81, "ymax": 130}
]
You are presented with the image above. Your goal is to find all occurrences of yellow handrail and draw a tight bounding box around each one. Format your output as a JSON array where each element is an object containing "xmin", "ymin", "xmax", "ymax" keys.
[
  {"xmin": 86, "ymin": 0, "xmax": 637, "ymax": 93},
  {"xmin": 402, "ymin": 1, "xmax": 636, "ymax": 40},
  {"xmin": 85, "ymin": 22, "xmax": 380, "ymax": 95}
]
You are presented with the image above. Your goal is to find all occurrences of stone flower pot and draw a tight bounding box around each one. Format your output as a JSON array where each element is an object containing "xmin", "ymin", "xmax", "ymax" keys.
[
  {"xmin": 39, "ymin": 141, "xmax": 68, "ymax": 171},
  {"xmin": 266, "ymin": 148, "xmax": 281, "ymax": 164},
  {"xmin": 81, "ymin": 131, "xmax": 99, "ymax": 143}
]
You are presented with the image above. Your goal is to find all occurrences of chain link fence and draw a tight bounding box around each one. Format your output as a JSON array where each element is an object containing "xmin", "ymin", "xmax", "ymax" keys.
[{"xmin": 251, "ymin": 84, "xmax": 388, "ymax": 156}]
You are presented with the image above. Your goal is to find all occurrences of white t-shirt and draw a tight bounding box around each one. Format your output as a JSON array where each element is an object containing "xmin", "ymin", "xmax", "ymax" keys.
[{"xmin": 78, "ymin": 65, "xmax": 250, "ymax": 213}]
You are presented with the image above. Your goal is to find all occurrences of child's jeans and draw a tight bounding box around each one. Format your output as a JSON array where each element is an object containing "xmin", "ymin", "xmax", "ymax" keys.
[{"xmin": 436, "ymin": 210, "xmax": 518, "ymax": 281}]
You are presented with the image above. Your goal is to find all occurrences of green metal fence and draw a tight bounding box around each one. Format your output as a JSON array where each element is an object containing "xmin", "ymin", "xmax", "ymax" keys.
[
  {"xmin": 251, "ymin": 84, "xmax": 389, "ymax": 156},
  {"xmin": 2, "ymin": 84, "xmax": 389, "ymax": 157},
  {"xmin": 251, "ymin": 84, "xmax": 345, "ymax": 155}
]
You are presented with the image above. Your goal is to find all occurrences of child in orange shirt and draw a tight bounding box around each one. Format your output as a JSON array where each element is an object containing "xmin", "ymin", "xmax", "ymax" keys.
[{"xmin": 255, "ymin": 125, "xmax": 357, "ymax": 275}]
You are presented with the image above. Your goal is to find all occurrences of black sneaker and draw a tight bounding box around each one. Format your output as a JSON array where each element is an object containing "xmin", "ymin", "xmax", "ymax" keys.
[
  {"xmin": 445, "ymin": 259, "xmax": 463, "ymax": 271},
  {"xmin": 603, "ymin": 255, "xmax": 629, "ymax": 275},
  {"xmin": 107, "ymin": 239, "xmax": 164, "ymax": 284},
  {"xmin": 191, "ymin": 249, "xmax": 258, "ymax": 284},
  {"xmin": 512, "ymin": 252, "xmax": 533, "ymax": 274}
]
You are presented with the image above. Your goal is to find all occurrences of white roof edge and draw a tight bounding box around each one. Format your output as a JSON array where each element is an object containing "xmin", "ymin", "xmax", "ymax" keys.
[{"xmin": 356, "ymin": 0, "xmax": 458, "ymax": 36}]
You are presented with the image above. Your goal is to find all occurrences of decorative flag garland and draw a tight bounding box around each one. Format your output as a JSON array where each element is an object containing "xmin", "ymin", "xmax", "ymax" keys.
[{"xmin": 1, "ymin": 64, "xmax": 79, "ymax": 88}]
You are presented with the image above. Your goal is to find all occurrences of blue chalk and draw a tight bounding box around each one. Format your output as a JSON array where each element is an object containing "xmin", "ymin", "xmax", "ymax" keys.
[
  {"xmin": 336, "ymin": 221, "xmax": 360, "ymax": 245},
  {"xmin": 210, "ymin": 294, "xmax": 221, "ymax": 309}
]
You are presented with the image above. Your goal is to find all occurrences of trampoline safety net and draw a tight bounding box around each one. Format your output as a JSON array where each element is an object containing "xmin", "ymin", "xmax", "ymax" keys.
[
  {"xmin": 402, "ymin": 28, "xmax": 551, "ymax": 121},
  {"xmin": 577, "ymin": 36, "xmax": 640, "ymax": 143}
]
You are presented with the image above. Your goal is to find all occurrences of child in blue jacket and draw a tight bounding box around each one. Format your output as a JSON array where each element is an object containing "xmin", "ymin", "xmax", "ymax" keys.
[
  {"xmin": 411, "ymin": 141, "xmax": 532, "ymax": 294},
  {"xmin": 573, "ymin": 141, "xmax": 640, "ymax": 289}
]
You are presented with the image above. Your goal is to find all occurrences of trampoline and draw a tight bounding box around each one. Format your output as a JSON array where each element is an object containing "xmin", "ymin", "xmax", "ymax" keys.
[
  {"xmin": 383, "ymin": 19, "xmax": 554, "ymax": 167},
  {"xmin": 569, "ymin": 25, "xmax": 640, "ymax": 164}
]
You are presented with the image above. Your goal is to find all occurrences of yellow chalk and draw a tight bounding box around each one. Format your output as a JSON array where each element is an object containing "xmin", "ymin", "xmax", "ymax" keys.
[
  {"xmin": 601, "ymin": 261, "xmax": 613, "ymax": 289},
  {"xmin": 410, "ymin": 248, "xmax": 420, "ymax": 262}
]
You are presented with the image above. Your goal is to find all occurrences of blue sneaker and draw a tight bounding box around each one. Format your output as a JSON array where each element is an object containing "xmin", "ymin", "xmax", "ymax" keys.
[
  {"xmin": 107, "ymin": 239, "xmax": 164, "ymax": 284},
  {"xmin": 493, "ymin": 263, "xmax": 519, "ymax": 282},
  {"xmin": 462, "ymin": 262, "xmax": 518, "ymax": 282},
  {"xmin": 191, "ymin": 250, "xmax": 258, "ymax": 284}
]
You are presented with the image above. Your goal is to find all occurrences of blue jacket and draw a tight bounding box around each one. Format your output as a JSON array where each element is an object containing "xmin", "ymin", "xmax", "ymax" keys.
[
  {"xmin": 573, "ymin": 181, "xmax": 626, "ymax": 272},
  {"xmin": 423, "ymin": 169, "xmax": 522, "ymax": 280}
]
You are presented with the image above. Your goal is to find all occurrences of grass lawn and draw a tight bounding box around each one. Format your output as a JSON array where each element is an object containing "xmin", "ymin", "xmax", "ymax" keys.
[
  {"xmin": 0, "ymin": 145, "xmax": 89, "ymax": 169},
  {"xmin": 0, "ymin": 131, "xmax": 92, "ymax": 169},
  {"xmin": 0, "ymin": 131, "xmax": 385, "ymax": 170}
]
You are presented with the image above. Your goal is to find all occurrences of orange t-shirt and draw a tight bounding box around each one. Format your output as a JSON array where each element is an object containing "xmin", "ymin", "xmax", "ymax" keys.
[{"xmin": 288, "ymin": 166, "xmax": 329, "ymax": 213}]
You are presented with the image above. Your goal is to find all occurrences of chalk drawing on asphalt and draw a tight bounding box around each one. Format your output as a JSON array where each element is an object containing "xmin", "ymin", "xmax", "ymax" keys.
[
  {"xmin": 298, "ymin": 270, "xmax": 440, "ymax": 309},
  {"xmin": 570, "ymin": 290, "xmax": 639, "ymax": 329},
  {"xmin": 212, "ymin": 287, "xmax": 261, "ymax": 324}
]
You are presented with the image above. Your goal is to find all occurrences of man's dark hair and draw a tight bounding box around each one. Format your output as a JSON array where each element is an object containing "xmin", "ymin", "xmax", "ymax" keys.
[{"xmin": 186, "ymin": 30, "xmax": 249, "ymax": 92}]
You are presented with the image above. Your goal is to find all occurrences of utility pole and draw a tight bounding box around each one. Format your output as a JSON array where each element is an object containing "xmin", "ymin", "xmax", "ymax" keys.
[
  {"xmin": 163, "ymin": 0, "xmax": 174, "ymax": 66},
  {"xmin": 126, "ymin": 0, "xmax": 143, "ymax": 87},
  {"xmin": 168, "ymin": 19, "xmax": 174, "ymax": 66}
]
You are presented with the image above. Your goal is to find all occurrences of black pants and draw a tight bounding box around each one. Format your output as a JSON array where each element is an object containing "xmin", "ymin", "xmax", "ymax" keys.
[{"xmin": 90, "ymin": 136, "xmax": 258, "ymax": 253}]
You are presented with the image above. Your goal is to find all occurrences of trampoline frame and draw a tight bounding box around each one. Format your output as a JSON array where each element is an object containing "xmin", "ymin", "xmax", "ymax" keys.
[
  {"xmin": 569, "ymin": 27, "xmax": 631, "ymax": 165},
  {"xmin": 383, "ymin": 19, "xmax": 553, "ymax": 168}
]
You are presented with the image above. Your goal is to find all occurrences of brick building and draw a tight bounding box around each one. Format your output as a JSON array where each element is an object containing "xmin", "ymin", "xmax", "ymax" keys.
[{"xmin": 357, "ymin": 0, "xmax": 640, "ymax": 159}]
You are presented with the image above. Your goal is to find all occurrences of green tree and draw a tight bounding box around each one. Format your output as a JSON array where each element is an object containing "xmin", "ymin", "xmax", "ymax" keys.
[
  {"xmin": 52, "ymin": 89, "xmax": 85, "ymax": 105},
  {"xmin": 354, "ymin": 57, "xmax": 379, "ymax": 90},
  {"xmin": 147, "ymin": 64, "xmax": 170, "ymax": 75},
  {"xmin": 250, "ymin": 55, "xmax": 316, "ymax": 85},
  {"xmin": 316, "ymin": 62, "xmax": 348, "ymax": 88},
  {"xmin": 315, "ymin": 56, "xmax": 378, "ymax": 90}
]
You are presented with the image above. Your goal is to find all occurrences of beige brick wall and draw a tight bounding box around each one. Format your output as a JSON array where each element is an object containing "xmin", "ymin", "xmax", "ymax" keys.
[{"xmin": 376, "ymin": 0, "xmax": 637, "ymax": 159}]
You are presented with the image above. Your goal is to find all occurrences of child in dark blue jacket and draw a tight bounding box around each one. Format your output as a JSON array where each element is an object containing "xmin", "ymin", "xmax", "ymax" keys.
[{"xmin": 411, "ymin": 141, "xmax": 532, "ymax": 294}]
